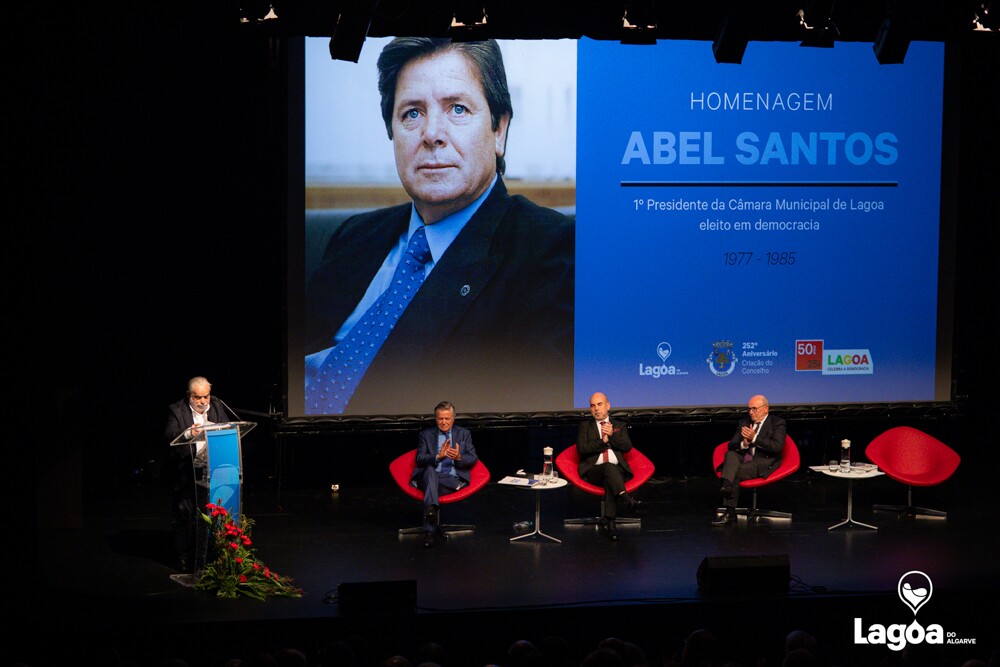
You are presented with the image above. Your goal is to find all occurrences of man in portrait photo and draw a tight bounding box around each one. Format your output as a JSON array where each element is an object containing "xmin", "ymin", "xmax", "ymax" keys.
[{"xmin": 303, "ymin": 38, "xmax": 575, "ymax": 416}]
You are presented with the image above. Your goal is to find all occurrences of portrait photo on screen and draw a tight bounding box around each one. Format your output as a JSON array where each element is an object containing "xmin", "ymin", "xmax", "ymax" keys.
[{"xmin": 300, "ymin": 37, "xmax": 577, "ymax": 417}]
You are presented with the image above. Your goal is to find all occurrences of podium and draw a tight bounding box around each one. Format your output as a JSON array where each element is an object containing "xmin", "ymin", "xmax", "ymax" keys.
[{"xmin": 169, "ymin": 420, "xmax": 256, "ymax": 585}]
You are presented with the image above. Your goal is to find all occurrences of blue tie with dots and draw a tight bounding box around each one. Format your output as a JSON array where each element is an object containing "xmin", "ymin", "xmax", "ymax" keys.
[
  {"xmin": 439, "ymin": 433, "xmax": 454, "ymax": 476},
  {"xmin": 305, "ymin": 226, "xmax": 432, "ymax": 414}
]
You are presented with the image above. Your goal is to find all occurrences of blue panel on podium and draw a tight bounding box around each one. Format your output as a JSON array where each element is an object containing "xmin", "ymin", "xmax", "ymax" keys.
[{"xmin": 207, "ymin": 426, "xmax": 243, "ymax": 522}]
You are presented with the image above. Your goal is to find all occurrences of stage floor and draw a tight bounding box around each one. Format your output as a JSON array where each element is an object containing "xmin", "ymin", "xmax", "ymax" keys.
[{"xmin": 24, "ymin": 456, "xmax": 1000, "ymax": 667}]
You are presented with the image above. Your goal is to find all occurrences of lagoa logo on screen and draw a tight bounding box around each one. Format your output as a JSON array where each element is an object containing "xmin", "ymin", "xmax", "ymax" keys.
[
  {"xmin": 794, "ymin": 340, "xmax": 874, "ymax": 375},
  {"xmin": 638, "ymin": 342, "xmax": 688, "ymax": 378},
  {"xmin": 707, "ymin": 340, "xmax": 738, "ymax": 377}
]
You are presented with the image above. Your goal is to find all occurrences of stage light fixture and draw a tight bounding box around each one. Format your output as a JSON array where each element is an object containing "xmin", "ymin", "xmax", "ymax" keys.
[
  {"xmin": 873, "ymin": 2, "xmax": 910, "ymax": 65},
  {"xmin": 239, "ymin": 0, "xmax": 274, "ymax": 23},
  {"xmin": 797, "ymin": 1, "xmax": 839, "ymax": 48},
  {"xmin": 973, "ymin": 1, "xmax": 998, "ymax": 30},
  {"xmin": 621, "ymin": 0, "xmax": 657, "ymax": 45},
  {"xmin": 449, "ymin": 2, "xmax": 488, "ymax": 41},
  {"xmin": 328, "ymin": 0, "xmax": 380, "ymax": 63},
  {"xmin": 713, "ymin": 1, "xmax": 750, "ymax": 64}
]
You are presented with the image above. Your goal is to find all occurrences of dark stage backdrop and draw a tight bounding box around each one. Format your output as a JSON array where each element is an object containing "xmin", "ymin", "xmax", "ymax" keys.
[{"xmin": 25, "ymin": 6, "xmax": 995, "ymax": 487}]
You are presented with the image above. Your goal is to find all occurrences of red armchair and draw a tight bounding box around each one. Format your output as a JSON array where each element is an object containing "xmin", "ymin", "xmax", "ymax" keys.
[
  {"xmin": 555, "ymin": 445, "xmax": 656, "ymax": 526},
  {"xmin": 865, "ymin": 426, "xmax": 960, "ymax": 518},
  {"xmin": 389, "ymin": 449, "xmax": 491, "ymax": 536},
  {"xmin": 712, "ymin": 435, "xmax": 800, "ymax": 520}
]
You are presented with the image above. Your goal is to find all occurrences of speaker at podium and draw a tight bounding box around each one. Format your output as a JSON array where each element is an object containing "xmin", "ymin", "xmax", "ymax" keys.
[{"xmin": 169, "ymin": 420, "xmax": 256, "ymax": 585}]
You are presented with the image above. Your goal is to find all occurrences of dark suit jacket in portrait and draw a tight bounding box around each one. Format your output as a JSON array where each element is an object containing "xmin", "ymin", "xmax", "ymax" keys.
[
  {"xmin": 726, "ymin": 413, "xmax": 787, "ymax": 478},
  {"xmin": 305, "ymin": 178, "xmax": 574, "ymax": 415},
  {"xmin": 410, "ymin": 423, "xmax": 479, "ymax": 487},
  {"xmin": 575, "ymin": 417, "xmax": 635, "ymax": 482}
]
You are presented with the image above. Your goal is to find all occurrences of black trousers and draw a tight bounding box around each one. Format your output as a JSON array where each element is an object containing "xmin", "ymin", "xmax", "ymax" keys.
[
  {"xmin": 413, "ymin": 466, "xmax": 465, "ymax": 531},
  {"xmin": 718, "ymin": 450, "xmax": 776, "ymax": 509},
  {"xmin": 584, "ymin": 462, "xmax": 627, "ymax": 519}
]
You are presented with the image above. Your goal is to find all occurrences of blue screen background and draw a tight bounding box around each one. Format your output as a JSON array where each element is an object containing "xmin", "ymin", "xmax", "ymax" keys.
[{"xmin": 575, "ymin": 40, "xmax": 944, "ymax": 409}]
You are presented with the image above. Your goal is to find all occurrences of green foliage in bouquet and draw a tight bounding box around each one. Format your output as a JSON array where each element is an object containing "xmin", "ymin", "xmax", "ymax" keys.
[{"xmin": 194, "ymin": 502, "xmax": 304, "ymax": 600}]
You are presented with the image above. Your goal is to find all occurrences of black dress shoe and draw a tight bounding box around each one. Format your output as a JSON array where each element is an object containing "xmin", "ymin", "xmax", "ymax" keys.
[
  {"xmin": 425, "ymin": 505, "xmax": 440, "ymax": 526},
  {"xmin": 712, "ymin": 508, "xmax": 737, "ymax": 526},
  {"xmin": 603, "ymin": 518, "xmax": 619, "ymax": 541}
]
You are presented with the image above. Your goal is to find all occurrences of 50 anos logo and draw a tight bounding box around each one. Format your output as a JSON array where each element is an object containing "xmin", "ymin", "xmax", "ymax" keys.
[{"xmin": 855, "ymin": 571, "xmax": 944, "ymax": 651}]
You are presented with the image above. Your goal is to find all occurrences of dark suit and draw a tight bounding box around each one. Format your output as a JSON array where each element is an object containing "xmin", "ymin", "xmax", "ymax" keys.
[
  {"xmin": 575, "ymin": 417, "xmax": 634, "ymax": 519},
  {"xmin": 410, "ymin": 423, "xmax": 479, "ymax": 531},
  {"xmin": 163, "ymin": 397, "xmax": 233, "ymax": 568},
  {"xmin": 717, "ymin": 413, "xmax": 787, "ymax": 510},
  {"xmin": 305, "ymin": 177, "xmax": 574, "ymax": 415}
]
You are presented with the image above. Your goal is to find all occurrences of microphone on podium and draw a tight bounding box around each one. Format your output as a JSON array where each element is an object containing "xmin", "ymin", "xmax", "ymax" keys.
[{"xmin": 214, "ymin": 396, "xmax": 242, "ymax": 422}]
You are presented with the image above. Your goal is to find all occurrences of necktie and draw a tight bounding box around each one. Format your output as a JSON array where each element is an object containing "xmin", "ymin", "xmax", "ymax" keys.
[
  {"xmin": 305, "ymin": 226, "xmax": 432, "ymax": 414},
  {"xmin": 440, "ymin": 433, "xmax": 454, "ymax": 475},
  {"xmin": 744, "ymin": 422, "xmax": 759, "ymax": 462},
  {"xmin": 600, "ymin": 421, "xmax": 609, "ymax": 462}
]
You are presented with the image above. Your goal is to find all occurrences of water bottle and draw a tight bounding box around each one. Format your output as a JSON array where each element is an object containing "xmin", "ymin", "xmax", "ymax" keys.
[
  {"xmin": 839, "ymin": 439, "xmax": 851, "ymax": 473},
  {"xmin": 513, "ymin": 520, "xmax": 533, "ymax": 531},
  {"xmin": 541, "ymin": 446, "xmax": 554, "ymax": 481}
]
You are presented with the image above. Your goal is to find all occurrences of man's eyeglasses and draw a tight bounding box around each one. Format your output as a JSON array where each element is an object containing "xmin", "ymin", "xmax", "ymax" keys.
[{"xmin": 747, "ymin": 405, "xmax": 765, "ymax": 413}]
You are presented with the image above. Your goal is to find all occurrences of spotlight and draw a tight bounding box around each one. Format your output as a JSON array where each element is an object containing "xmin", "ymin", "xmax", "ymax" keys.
[
  {"xmin": 450, "ymin": 2, "xmax": 488, "ymax": 41},
  {"xmin": 797, "ymin": 1, "xmax": 839, "ymax": 48},
  {"xmin": 239, "ymin": 0, "xmax": 273, "ymax": 23},
  {"xmin": 622, "ymin": 0, "xmax": 657, "ymax": 45},
  {"xmin": 328, "ymin": 0, "xmax": 379, "ymax": 63},
  {"xmin": 713, "ymin": 1, "xmax": 750, "ymax": 64},
  {"xmin": 973, "ymin": 2, "xmax": 998, "ymax": 30},
  {"xmin": 873, "ymin": 2, "xmax": 910, "ymax": 65}
]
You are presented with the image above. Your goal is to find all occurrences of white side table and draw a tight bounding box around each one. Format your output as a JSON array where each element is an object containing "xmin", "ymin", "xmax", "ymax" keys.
[
  {"xmin": 506, "ymin": 477, "xmax": 567, "ymax": 543},
  {"xmin": 809, "ymin": 464, "xmax": 884, "ymax": 530}
]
